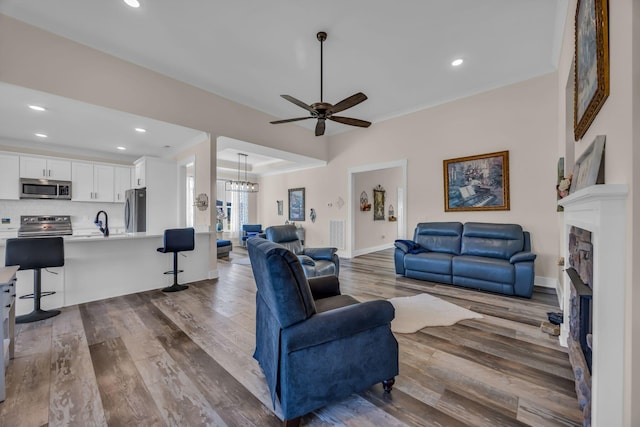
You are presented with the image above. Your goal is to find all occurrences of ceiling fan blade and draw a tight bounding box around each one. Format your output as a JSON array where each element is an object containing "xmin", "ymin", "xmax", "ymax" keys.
[
  {"xmin": 329, "ymin": 116, "xmax": 371, "ymax": 128},
  {"xmin": 281, "ymin": 95, "xmax": 316, "ymax": 113},
  {"xmin": 270, "ymin": 117, "xmax": 312, "ymax": 124},
  {"xmin": 315, "ymin": 119, "xmax": 326, "ymax": 136},
  {"xmin": 328, "ymin": 92, "xmax": 368, "ymax": 114}
]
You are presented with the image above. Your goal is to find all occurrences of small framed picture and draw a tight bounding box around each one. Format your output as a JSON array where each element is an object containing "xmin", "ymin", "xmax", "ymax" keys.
[{"xmin": 288, "ymin": 188, "xmax": 305, "ymax": 221}]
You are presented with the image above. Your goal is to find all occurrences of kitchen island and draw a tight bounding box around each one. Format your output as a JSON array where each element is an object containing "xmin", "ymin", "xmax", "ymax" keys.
[{"xmin": 0, "ymin": 231, "xmax": 218, "ymax": 316}]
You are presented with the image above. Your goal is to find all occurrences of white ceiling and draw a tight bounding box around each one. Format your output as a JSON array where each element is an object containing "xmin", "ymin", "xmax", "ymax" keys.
[{"xmin": 0, "ymin": 0, "xmax": 567, "ymax": 171}]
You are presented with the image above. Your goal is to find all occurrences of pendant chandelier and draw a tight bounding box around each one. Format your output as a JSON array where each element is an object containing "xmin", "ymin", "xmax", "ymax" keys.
[{"xmin": 225, "ymin": 153, "xmax": 259, "ymax": 193}]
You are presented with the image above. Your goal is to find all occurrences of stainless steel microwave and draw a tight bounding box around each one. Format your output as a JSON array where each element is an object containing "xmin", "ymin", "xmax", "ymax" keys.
[{"xmin": 19, "ymin": 178, "xmax": 72, "ymax": 200}]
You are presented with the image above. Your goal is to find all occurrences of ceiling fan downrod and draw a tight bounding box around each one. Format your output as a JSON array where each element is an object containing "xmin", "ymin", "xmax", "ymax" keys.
[{"xmin": 317, "ymin": 31, "xmax": 326, "ymax": 103}]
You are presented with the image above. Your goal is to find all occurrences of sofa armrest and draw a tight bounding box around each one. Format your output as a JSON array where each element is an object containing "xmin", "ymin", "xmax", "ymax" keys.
[
  {"xmin": 282, "ymin": 300, "xmax": 395, "ymax": 353},
  {"xmin": 510, "ymin": 251, "xmax": 537, "ymax": 263},
  {"xmin": 297, "ymin": 255, "xmax": 316, "ymax": 266},
  {"xmin": 303, "ymin": 247, "xmax": 337, "ymax": 261},
  {"xmin": 308, "ymin": 275, "xmax": 341, "ymax": 299},
  {"xmin": 394, "ymin": 240, "xmax": 410, "ymax": 254}
]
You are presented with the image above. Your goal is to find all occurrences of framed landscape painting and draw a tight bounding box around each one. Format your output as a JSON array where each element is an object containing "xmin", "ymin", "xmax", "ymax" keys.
[
  {"xmin": 443, "ymin": 151, "xmax": 510, "ymax": 212},
  {"xmin": 288, "ymin": 188, "xmax": 305, "ymax": 221},
  {"xmin": 574, "ymin": 0, "xmax": 609, "ymax": 141}
]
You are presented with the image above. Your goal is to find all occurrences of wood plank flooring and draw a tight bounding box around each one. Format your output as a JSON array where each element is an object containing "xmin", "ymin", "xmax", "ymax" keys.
[{"xmin": 0, "ymin": 248, "xmax": 582, "ymax": 426}]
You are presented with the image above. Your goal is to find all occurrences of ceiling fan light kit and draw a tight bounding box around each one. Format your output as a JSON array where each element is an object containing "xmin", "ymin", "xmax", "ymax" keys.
[{"xmin": 270, "ymin": 31, "xmax": 371, "ymax": 136}]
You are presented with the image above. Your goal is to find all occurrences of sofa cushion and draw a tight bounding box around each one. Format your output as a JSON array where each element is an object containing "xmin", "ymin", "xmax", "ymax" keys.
[
  {"xmin": 413, "ymin": 222, "xmax": 463, "ymax": 255},
  {"xmin": 461, "ymin": 222, "xmax": 524, "ymax": 259},
  {"xmin": 453, "ymin": 255, "xmax": 514, "ymax": 284},
  {"xmin": 405, "ymin": 252, "xmax": 454, "ymax": 275}
]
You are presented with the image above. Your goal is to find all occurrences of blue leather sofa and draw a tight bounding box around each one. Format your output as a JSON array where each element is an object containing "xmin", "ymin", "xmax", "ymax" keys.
[
  {"xmin": 247, "ymin": 238, "xmax": 398, "ymax": 425},
  {"xmin": 394, "ymin": 222, "xmax": 536, "ymax": 298}
]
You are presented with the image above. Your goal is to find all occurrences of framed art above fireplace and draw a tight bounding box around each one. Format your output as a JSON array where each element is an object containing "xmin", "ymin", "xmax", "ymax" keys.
[{"xmin": 574, "ymin": 0, "xmax": 609, "ymax": 141}]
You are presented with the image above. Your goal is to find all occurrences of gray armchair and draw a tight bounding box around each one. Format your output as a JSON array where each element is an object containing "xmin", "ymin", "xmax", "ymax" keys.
[
  {"xmin": 265, "ymin": 224, "xmax": 339, "ymax": 277},
  {"xmin": 247, "ymin": 237, "xmax": 398, "ymax": 425}
]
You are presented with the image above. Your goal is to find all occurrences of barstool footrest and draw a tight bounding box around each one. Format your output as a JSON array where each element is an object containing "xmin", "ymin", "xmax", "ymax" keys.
[
  {"xmin": 17, "ymin": 308, "xmax": 61, "ymax": 324},
  {"xmin": 162, "ymin": 284, "xmax": 189, "ymax": 293},
  {"xmin": 19, "ymin": 291, "xmax": 56, "ymax": 300},
  {"xmin": 163, "ymin": 269, "xmax": 184, "ymax": 275}
]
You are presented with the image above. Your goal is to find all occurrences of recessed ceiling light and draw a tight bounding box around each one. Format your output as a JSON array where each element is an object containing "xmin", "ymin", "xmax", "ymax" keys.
[
  {"xmin": 35, "ymin": 133, "xmax": 48, "ymax": 138},
  {"xmin": 135, "ymin": 127, "xmax": 147, "ymax": 133},
  {"xmin": 116, "ymin": 146, "xmax": 127, "ymax": 151},
  {"xmin": 28, "ymin": 105, "xmax": 46, "ymax": 112},
  {"xmin": 451, "ymin": 58, "xmax": 464, "ymax": 67},
  {"xmin": 123, "ymin": 0, "xmax": 140, "ymax": 8}
]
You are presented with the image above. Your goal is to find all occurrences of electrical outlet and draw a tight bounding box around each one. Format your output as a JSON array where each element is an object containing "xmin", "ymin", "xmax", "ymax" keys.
[{"xmin": 557, "ymin": 257, "xmax": 565, "ymax": 266}]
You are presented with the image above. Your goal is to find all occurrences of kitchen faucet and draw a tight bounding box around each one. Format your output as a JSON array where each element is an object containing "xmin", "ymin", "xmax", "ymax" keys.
[{"xmin": 94, "ymin": 210, "xmax": 109, "ymax": 237}]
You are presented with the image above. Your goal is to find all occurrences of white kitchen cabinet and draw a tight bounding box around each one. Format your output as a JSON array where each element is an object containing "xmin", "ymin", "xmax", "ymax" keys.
[
  {"xmin": 0, "ymin": 154, "xmax": 19, "ymax": 200},
  {"xmin": 133, "ymin": 160, "xmax": 146, "ymax": 188},
  {"xmin": 114, "ymin": 166, "xmax": 132, "ymax": 202},
  {"xmin": 20, "ymin": 156, "xmax": 71, "ymax": 180},
  {"xmin": 71, "ymin": 162, "xmax": 115, "ymax": 202}
]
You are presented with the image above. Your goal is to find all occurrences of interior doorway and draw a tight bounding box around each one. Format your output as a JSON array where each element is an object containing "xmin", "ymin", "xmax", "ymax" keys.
[{"xmin": 348, "ymin": 159, "xmax": 407, "ymax": 257}]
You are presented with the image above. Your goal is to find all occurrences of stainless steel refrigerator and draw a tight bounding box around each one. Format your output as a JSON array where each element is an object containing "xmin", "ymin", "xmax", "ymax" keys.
[{"xmin": 124, "ymin": 188, "xmax": 146, "ymax": 233}]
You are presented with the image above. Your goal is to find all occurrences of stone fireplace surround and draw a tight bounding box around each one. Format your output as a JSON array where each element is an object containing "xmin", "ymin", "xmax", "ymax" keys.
[{"xmin": 558, "ymin": 184, "xmax": 627, "ymax": 427}]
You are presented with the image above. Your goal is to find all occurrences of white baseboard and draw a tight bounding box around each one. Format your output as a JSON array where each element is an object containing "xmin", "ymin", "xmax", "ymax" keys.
[
  {"xmin": 534, "ymin": 276, "xmax": 557, "ymax": 289},
  {"xmin": 535, "ymin": 275, "xmax": 562, "ymax": 306},
  {"xmin": 350, "ymin": 242, "xmax": 395, "ymax": 258}
]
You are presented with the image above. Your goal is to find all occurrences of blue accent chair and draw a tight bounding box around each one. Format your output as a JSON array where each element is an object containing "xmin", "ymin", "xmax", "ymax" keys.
[
  {"xmin": 241, "ymin": 224, "xmax": 263, "ymax": 247},
  {"xmin": 247, "ymin": 238, "xmax": 398, "ymax": 425},
  {"xmin": 265, "ymin": 224, "xmax": 339, "ymax": 277}
]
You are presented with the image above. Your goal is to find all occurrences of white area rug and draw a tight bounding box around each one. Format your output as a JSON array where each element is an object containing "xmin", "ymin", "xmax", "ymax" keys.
[
  {"xmin": 389, "ymin": 293, "xmax": 483, "ymax": 333},
  {"xmin": 230, "ymin": 257, "xmax": 251, "ymax": 265}
]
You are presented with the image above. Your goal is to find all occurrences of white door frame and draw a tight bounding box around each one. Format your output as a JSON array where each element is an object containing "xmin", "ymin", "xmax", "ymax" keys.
[
  {"xmin": 177, "ymin": 155, "xmax": 196, "ymax": 228},
  {"xmin": 347, "ymin": 159, "xmax": 407, "ymax": 258}
]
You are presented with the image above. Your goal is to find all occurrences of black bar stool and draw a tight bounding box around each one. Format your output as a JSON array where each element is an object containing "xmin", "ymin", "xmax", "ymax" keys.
[
  {"xmin": 5, "ymin": 237, "xmax": 64, "ymax": 323},
  {"xmin": 157, "ymin": 228, "xmax": 195, "ymax": 292}
]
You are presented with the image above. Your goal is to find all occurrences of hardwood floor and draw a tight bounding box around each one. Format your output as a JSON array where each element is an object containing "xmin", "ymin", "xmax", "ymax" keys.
[{"xmin": 0, "ymin": 248, "xmax": 582, "ymax": 426}]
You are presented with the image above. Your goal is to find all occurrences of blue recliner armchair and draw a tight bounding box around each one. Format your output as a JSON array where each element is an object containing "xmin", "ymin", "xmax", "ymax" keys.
[
  {"xmin": 241, "ymin": 223, "xmax": 263, "ymax": 247},
  {"xmin": 247, "ymin": 238, "xmax": 398, "ymax": 425},
  {"xmin": 265, "ymin": 224, "xmax": 339, "ymax": 277}
]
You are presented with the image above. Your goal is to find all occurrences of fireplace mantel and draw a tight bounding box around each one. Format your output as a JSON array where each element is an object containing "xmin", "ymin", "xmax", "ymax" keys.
[{"xmin": 558, "ymin": 184, "xmax": 628, "ymax": 427}]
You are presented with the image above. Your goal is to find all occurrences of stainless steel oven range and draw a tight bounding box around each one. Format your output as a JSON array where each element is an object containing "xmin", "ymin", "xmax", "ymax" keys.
[{"xmin": 17, "ymin": 215, "xmax": 73, "ymax": 237}]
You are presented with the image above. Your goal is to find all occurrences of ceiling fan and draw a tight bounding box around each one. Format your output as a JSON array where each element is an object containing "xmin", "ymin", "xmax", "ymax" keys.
[{"xmin": 270, "ymin": 31, "xmax": 371, "ymax": 136}]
